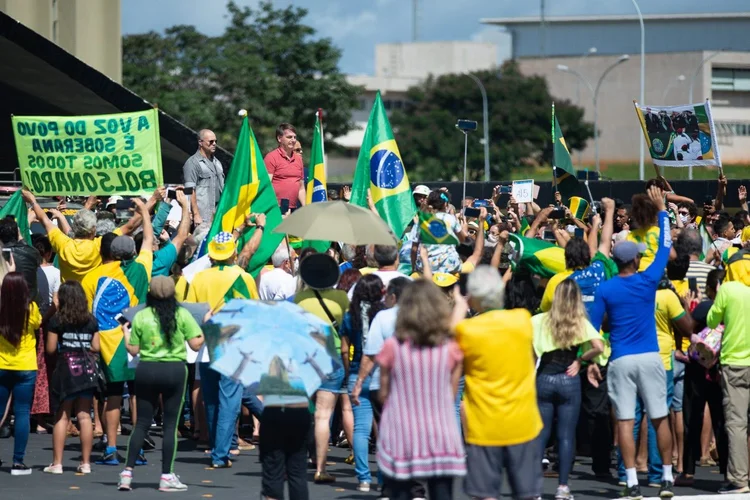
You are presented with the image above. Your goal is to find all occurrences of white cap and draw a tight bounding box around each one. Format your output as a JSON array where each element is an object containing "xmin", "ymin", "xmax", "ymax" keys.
[
  {"xmin": 413, "ymin": 185, "xmax": 430, "ymax": 196},
  {"xmin": 106, "ymin": 195, "xmax": 124, "ymax": 208}
]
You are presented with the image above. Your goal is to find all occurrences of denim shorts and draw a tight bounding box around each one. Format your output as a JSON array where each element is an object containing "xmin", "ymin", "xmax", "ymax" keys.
[{"xmin": 318, "ymin": 366, "xmax": 345, "ymax": 394}]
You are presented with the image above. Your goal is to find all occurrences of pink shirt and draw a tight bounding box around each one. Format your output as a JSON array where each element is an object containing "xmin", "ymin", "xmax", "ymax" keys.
[{"xmin": 264, "ymin": 147, "xmax": 304, "ymax": 208}]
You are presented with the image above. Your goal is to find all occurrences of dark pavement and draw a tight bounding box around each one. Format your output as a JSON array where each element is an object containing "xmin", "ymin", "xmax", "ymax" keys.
[{"xmin": 0, "ymin": 431, "xmax": 733, "ymax": 499}]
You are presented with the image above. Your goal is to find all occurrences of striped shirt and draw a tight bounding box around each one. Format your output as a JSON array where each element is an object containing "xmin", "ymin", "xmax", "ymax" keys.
[
  {"xmin": 686, "ymin": 260, "xmax": 715, "ymax": 295},
  {"xmin": 375, "ymin": 338, "xmax": 466, "ymax": 480}
]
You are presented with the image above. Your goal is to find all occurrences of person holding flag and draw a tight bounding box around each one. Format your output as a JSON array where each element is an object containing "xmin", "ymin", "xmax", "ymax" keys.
[
  {"xmin": 412, "ymin": 191, "xmax": 469, "ymax": 275},
  {"xmin": 552, "ymin": 103, "xmax": 579, "ymax": 200}
]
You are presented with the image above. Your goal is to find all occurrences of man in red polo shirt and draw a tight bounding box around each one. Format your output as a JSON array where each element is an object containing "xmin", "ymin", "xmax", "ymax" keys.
[{"xmin": 264, "ymin": 123, "xmax": 306, "ymax": 209}]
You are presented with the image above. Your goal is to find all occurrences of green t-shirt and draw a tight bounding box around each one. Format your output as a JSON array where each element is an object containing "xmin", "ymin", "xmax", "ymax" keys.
[{"xmin": 129, "ymin": 306, "xmax": 203, "ymax": 362}]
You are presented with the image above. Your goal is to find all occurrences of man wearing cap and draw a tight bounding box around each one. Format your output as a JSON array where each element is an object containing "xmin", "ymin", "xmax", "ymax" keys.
[
  {"xmin": 589, "ymin": 186, "xmax": 675, "ymax": 498},
  {"xmin": 413, "ymin": 185, "xmax": 430, "ymax": 210},
  {"xmin": 80, "ymin": 199, "xmax": 155, "ymax": 467},
  {"xmin": 183, "ymin": 129, "xmax": 225, "ymax": 228},
  {"xmin": 23, "ymin": 190, "xmax": 144, "ymax": 283},
  {"xmin": 186, "ymin": 229, "xmax": 260, "ymax": 469}
]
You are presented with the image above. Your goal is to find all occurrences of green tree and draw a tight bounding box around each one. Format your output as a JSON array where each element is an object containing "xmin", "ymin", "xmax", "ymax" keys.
[
  {"xmin": 389, "ymin": 61, "xmax": 594, "ymax": 181},
  {"xmin": 123, "ymin": 1, "xmax": 361, "ymax": 153}
]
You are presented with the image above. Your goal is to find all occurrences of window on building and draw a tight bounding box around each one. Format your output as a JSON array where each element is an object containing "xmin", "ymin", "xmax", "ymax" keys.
[
  {"xmin": 715, "ymin": 121, "xmax": 750, "ymax": 136},
  {"xmin": 383, "ymin": 100, "xmax": 392, "ymax": 110},
  {"xmin": 358, "ymin": 98, "xmax": 367, "ymax": 111},
  {"xmin": 712, "ymin": 68, "xmax": 750, "ymax": 91},
  {"xmin": 394, "ymin": 100, "xmax": 403, "ymax": 110}
]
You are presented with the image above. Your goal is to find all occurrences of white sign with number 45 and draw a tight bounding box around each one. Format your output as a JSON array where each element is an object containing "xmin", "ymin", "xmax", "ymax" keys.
[{"xmin": 512, "ymin": 179, "xmax": 534, "ymax": 203}]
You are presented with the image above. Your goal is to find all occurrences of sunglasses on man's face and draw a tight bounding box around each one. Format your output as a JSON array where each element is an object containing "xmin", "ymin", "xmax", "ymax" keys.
[{"xmin": 202, "ymin": 139, "xmax": 217, "ymax": 145}]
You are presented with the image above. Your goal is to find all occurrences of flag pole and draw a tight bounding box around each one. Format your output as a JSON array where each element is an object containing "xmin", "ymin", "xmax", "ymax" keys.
[
  {"xmin": 318, "ymin": 108, "xmax": 327, "ymax": 179},
  {"xmin": 551, "ymin": 102, "xmax": 559, "ymax": 202}
]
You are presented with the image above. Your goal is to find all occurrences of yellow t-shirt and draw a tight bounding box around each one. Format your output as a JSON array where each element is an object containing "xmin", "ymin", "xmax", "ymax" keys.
[
  {"xmin": 455, "ymin": 309, "xmax": 542, "ymax": 447},
  {"xmin": 0, "ymin": 302, "xmax": 43, "ymax": 371},
  {"xmin": 294, "ymin": 289, "xmax": 350, "ymax": 352},
  {"xmin": 540, "ymin": 270, "xmax": 574, "ymax": 312},
  {"xmin": 627, "ymin": 225, "xmax": 659, "ymax": 272},
  {"xmin": 186, "ymin": 265, "xmax": 259, "ymax": 311},
  {"xmin": 670, "ymin": 279, "xmax": 690, "ymax": 351},
  {"xmin": 655, "ymin": 289, "xmax": 686, "ymax": 370},
  {"xmin": 49, "ymin": 226, "xmax": 122, "ymax": 283}
]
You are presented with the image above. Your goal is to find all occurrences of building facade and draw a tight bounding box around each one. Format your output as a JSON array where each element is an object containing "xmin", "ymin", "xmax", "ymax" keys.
[
  {"xmin": 0, "ymin": 0, "xmax": 121, "ymax": 82},
  {"xmin": 481, "ymin": 13, "xmax": 750, "ymax": 166}
]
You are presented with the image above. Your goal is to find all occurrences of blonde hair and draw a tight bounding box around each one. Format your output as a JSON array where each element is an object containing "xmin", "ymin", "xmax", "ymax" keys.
[
  {"xmin": 395, "ymin": 280, "xmax": 452, "ymax": 347},
  {"xmin": 545, "ymin": 279, "xmax": 588, "ymax": 350}
]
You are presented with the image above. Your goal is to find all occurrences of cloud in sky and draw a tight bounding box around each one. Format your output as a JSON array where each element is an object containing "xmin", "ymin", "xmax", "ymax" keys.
[{"xmin": 122, "ymin": 0, "xmax": 749, "ymax": 75}]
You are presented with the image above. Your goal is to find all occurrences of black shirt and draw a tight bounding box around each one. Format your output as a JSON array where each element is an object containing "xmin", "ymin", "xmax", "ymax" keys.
[
  {"xmin": 48, "ymin": 315, "xmax": 98, "ymax": 353},
  {"xmin": 691, "ymin": 299, "xmax": 713, "ymax": 333}
]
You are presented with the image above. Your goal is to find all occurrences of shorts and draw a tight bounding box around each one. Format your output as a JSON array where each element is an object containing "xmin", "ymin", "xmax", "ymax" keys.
[
  {"xmin": 671, "ymin": 357, "xmax": 686, "ymax": 412},
  {"xmin": 608, "ymin": 352, "xmax": 668, "ymax": 421},
  {"xmin": 464, "ymin": 441, "xmax": 542, "ymax": 499},
  {"xmin": 101, "ymin": 380, "xmax": 136, "ymax": 399},
  {"xmin": 317, "ymin": 366, "xmax": 345, "ymax": 394},
  {"xmin": 63, "ymin": 388, "xmax": 96, "ymax": 402}
]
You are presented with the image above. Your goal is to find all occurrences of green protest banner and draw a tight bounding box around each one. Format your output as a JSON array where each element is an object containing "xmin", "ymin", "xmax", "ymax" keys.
[{"xmin": 11, "ymin": 109, "xmax": 163, "ymax": 196}]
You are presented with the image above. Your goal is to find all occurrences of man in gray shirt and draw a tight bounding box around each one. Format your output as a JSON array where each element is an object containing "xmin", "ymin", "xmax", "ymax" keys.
[{"xmin": 182, "ymin": 129, "xmax": 225, "ymax": 227}]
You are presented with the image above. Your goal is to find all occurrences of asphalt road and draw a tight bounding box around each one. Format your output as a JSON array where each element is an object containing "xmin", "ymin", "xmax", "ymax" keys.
[{"xmin": 0, "ymin": 431, "xmax": 738, "ymax": 499}]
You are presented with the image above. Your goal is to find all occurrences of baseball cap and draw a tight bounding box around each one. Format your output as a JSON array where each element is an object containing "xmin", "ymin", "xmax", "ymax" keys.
[
  {"xmin": 413, "ymin": 185, "xmax": 430, "ymax": 197},
  {"xmin": 612, "ymin": 240, "xmax": 647, "ymax": 264},
  {"xmin": 110, "ymin": 235, "xmax": 136, "ymax": 260},
  {"xmin": 149, "ymin": 276, "xmax": 176, "ymax": 299},
  {"xmin": 106, "ymin": 195, "xmax": 124, "ymax": 208}
]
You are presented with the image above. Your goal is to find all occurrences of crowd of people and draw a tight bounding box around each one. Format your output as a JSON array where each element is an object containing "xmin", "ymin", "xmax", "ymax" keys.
[{"xmin": 0, "ymin": 121, "xmax": 749, "ymax": 500}]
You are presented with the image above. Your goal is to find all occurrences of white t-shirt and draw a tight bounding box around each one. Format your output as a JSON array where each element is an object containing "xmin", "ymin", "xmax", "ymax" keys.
[
  {"xmin": 42, "ymin": 265, "xmax": 61, "ymax": 304},
  {"xmin": 362, "ymin": 306, "xmax": 399, "ymax": 390},
  {"xmin": 258, "ymin": 268, "xmax": 297, "ymax": 301},
  {"xmin": 347, "ymin": 269, "xmax": 411, "ymax": 300}
]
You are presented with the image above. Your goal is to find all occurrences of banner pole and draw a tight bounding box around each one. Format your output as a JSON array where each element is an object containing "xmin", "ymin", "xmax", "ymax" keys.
[{"xmin": 462, "ymin": 131, "xmax": 468, "ymax": 204}]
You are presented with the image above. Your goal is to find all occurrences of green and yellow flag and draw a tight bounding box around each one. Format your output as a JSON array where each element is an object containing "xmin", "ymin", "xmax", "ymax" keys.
[
  {"xmin": 552, "ymin": 103, "xmax": 579, "ymax": 199},
  {"xmin": 0, "ymin": 190, "xmax": 31, "ymax": 244},
  {"xmin": 301, "ymin": 110, "xmax": 330, "ymax": 253},
  {"xmin": 508, "ymin": 233, "xmax": 565, "ymax": 279},
  {"xmin": 568, "ymin": 196, "xmax": 590, "ymax": 220},
  {"xmin": 203, "ymin": 114, "xmax": 284, "ymax": 277},
  {"xmin": 351, "ymin": 92, "xmax": 416, "ymax": 238},
  {"xmin": 419, "ymin": 211, "xmax": 459, "ymax": 245}
]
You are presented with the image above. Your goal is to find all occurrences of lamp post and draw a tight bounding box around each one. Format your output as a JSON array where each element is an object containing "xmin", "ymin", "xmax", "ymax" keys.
[
  {"xmin": 575, "ymin": 47, "xmax": 597, "ymax": 168},
  {"xmin": 465, "ymin": 73, "xmax": 490, "ymax": 182},
  {"xmin": 661, "ymin": 74, "xmax": 686, "ymax": 102},
  {"xmin": 630, "ymin": 0, "xmax": 645, "ymax": 180},
  {"xmin": 688, "ymin": 50, "xmax": 723, "ymax": 179},
  {"xmin": 557, "ymin": 54, "xmax": 630, "ymax": 174}
]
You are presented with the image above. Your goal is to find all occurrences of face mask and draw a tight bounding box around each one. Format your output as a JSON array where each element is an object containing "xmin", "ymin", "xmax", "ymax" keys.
[
  {"xmin": 679, "ymin": 214, "xmax": 688, "ymax": 224},
  {"xmin": 487, "ymin": 234, "xmax": 499, "ymax": 243}
]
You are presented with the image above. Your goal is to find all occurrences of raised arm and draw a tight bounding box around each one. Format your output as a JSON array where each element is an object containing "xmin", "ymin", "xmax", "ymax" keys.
[
  {"xmin": 237, "ymin": 213, "xmax": 266, "ymax": 270},
  {"xmin": 22, "ymin": 190, "xmax": 58, "ymax": 235},
  {"xmin": 466, "ymin": 207, "xmax": 486, "ymax": 267},
  {"xmin": 133, "ymin": 198, "xmax": 153, "ymax": 255},
  {"xmin": 642, "ymin": 187, "xmax": 671, "ymax": 284},
  {"xmin": 171, "ymin": 190, "xmax": 192, "ymax": 254},
  {"xmin": 598, "ymin": 197, "xmax": 615, "ymax": 256}
]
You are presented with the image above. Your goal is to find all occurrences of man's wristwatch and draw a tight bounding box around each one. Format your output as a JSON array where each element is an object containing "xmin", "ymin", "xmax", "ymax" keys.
[{"xmin": 256, "ymin": 225, "xmax": 265, "ymax": 231}]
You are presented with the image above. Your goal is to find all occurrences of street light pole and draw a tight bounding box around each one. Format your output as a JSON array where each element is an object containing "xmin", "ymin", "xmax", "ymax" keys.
[
  {"xmin": 630, "ymin": 0, "xmax": 645, "ymax": 181},
  {"xmin": 466, "ymin": 73, "xmax": 490, "ymax": 181},
  {"xmin": 687, "ymin": 50, "xmax": 722, "ymax": 179},
  {"xmin": 557, "ymin": 54, "xmax": 630, "ymax": 174},
  {"xmin": 575, "ymin": 47, "xmax": 597, "ymax": 168},
  {"xmin": 661, "ymin": 74, "xmax": 686, "ymax": 102}
]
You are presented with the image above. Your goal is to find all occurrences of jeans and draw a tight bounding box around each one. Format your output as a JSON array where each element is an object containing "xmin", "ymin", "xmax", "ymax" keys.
[
  {"xmin": 617, "ymin": 368, "xmax": 674, "ymax": 485},
  {"xmin": 536, "ymin": 372, "xmax": 581, "ymax": 485},
  {"xmin": 0, "ymin": 369, "xmax": 37, "ymax": 464},
  {"xmin": 199, "ymin": 362, "xmax": 242, "ymax": 466},
  {"xmin": 348, "ymin": 371, "xmax": 373, "ymax": 483},
  {"xmin": 231, "ymin": 385, "xmax": 265, "ymax": 450}
]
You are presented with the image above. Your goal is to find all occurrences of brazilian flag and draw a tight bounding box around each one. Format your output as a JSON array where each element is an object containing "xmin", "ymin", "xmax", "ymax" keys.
[
  {"xmin": 552, "ymin": 103, "xmax": 579, "ymax": 199},
  {"xmin": 0, "ymin": 190, "xmax": 31, "ymax": 244},
  {"xmin": 419, "ymin": 211, "xmax": 459, "ymax": 245},
  {"xmin": 202, "ymin": 114, "xmax": 284, "ymax": 277},
  {"xmin": 508, "ymin": 233, "xmax": 566, "ymax": 279},
  {"xmin": 351, "ymin": 91, "xmax": 417, "ymax": 238},
  {"xmin": 301, "ymin": 111, "xmax": 330, "ymax": 253}
]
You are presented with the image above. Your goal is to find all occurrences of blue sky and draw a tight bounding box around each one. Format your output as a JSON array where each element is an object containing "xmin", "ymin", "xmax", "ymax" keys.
[{"xmin": 122, "ymin": 0, "xmax": 749, "ymax": 75}]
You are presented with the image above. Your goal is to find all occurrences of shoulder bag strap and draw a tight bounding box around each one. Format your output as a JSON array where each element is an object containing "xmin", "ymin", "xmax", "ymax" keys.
[{"xmin": 313, "ymin": 290, "xmax": 339, "ymax": 332}]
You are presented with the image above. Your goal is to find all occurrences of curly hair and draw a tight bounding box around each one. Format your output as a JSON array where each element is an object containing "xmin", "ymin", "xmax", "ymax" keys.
[
  {"xmin": 395, "ymin": 280, "xmax": 452, "ymax": 347},
  {"xmin": 146, "ymin": 293, "xmax": 178, "ymax": 347},
  {"xmin": 349, "ymin": 274, "xmax": 385, "ymax": 336},
  {"xmin": 631, "ymin": 193, "xmax": 659, "ymax": 230},
  {"xmin": 57, "ymin": 281, "xmax": 93, "ymax": 327}
]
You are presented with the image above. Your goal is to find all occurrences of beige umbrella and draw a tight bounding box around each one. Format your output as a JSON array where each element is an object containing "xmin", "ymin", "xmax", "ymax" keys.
[{"xmin": 273, "ymin": 201, "xmax": 397, "ymax": 245}]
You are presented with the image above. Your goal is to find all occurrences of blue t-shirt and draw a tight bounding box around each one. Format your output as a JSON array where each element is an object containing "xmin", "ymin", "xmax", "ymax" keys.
[
  {"xmin": 152, "ymin": 242, "xmax": 178, "ymax": 277},
  {"xmin": 339, "ymin": 312, "xmax": 363, "ymax": 366},
  {"xmin": 590, "ymin": 211, "xmax": 670, "ymax": 361},
  {"xmin": 568, "ymin": 252, "xmax": 618, "ymax": 319}
]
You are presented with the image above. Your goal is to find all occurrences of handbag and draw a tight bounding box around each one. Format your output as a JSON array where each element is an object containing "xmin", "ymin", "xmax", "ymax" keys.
[{"xmin": 51, "ymin": 341, "xmax": 107, "ymax": 401}]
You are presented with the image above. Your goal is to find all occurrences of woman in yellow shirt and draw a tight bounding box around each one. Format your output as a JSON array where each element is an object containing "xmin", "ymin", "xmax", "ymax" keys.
[{"xmin": 0, "ymin": 272, "xmax": 43, "ymax": 475}]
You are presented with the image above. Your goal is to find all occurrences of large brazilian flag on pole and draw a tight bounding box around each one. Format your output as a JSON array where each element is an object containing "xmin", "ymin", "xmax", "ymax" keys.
[{"xmin": 351, "ymin": 92, "xmax": 416, "ymax": 239}]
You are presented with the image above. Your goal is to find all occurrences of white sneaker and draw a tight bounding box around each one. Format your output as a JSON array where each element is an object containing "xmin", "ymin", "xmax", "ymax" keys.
[
  {"xmin": 159, "ymin": 474, "xmax": 188, "ymax": 492},
  {"xmin": 77, "ymin": 463, "xmax": 91, "ymax": 474},
  {"xmin": 43, "ymin": 463, "xmax": 63, "ymax": 474},
  {"xmin": 357, "ymin": 482, "xmax": 371, "ymax": 492}
]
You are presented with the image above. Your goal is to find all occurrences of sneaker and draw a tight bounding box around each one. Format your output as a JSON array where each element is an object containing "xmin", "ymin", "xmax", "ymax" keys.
[
  {"xmin": 11, "ymin": 463, "xmax": 32, "ymax": 476},
  {"xmin": 43, "ymin": 463, "xmax": 63, "ymax": 474},
  {"xmin": 96, "ymin": 446, "xmax": 121, "ymax": 466},
  {"xmin": 77, "ymin": 463, "xmax": 91, "ymax": 474},
  {"xmin": 210, "ymin": 460, "xmax": 232, "ymax": 469},
  {"xmin": 357, "ymin": 482, "xmax": 370, "ymax": 492},
  {"xmin": 648, "ymin": 482, "xmax": 661, "ymax": 488},
  {"xmin": 314, "ymin": 471, "xmax": 335, "ymax": 483},
  {"xmin": 143, "ymin": 435, "xmax": 156, "ymax": 451},
  {"xmin": 555, "ymin": 485, "xmax": 574, "ymax": 500},
  {"xmin": 620, "ymin": 485, "xmax": 642, "ymax": 499},
  {"xmin": 159, "ymin": 474, "xmax": 188, "ymax": 492},
  {"xmin": 135, "ymin": 451, "xmax": 147, "ymax": 466},
  {"xmin": 658, "ymin": 480, "xmax": 674, "ymax": 498},
  {"xmin": 718, "ymin": 482, "xmax": 750, "ymax": 494},
  {"xmin": 118, "ymin": 471, "xmax": 133, "ymax": 491},
  {"xmin": 345, "ymin": 454, "xmax": 354, "ymax": 465}
]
